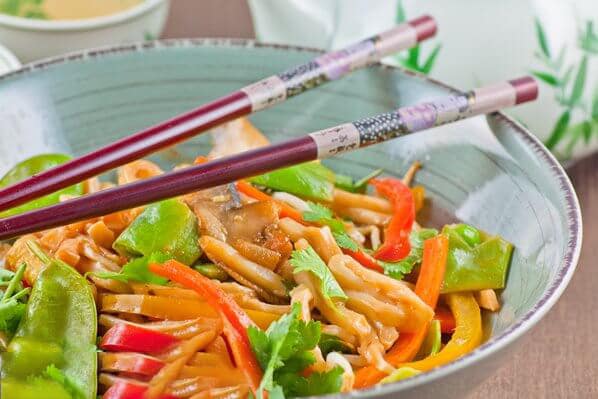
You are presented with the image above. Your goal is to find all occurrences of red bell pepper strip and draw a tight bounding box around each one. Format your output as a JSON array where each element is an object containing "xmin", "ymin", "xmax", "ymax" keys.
[
  {"xmin": 343, "ymin": 248, "xmax": 384, "ymax": 273},
  {"xmin": 434, "ymin": 306, "xmax": 456, "ymax": 334},
  {"xmin": 103, "ymin": 381, "xmax": 177, "ymax": 399},
  {"xmin": 370, "ymin": 178, "xmax": 416, "ymax": 262},
  {"xmin": 101, "ymin": 324, "xmax": 179, "ymax": 354},
  {"xmin": 100, "ymin": 352, "xmax": 165, "ymax": 377},
  {"xmin": 354, "ymin": 234, "xmax": 449, "ymax": 388},
  {"xmin": 149, "ymin": 260, "xmax": 263, "ymax": 395}
]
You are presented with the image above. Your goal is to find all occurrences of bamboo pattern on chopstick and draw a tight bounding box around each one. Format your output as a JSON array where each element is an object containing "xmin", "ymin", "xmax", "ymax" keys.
[
  {"xmin": 240, "ymin": 16, "xmax": 435, "ymax": 111},
  {"xmin": 309, "ymin": 79, "xmax": 535, "ymax": 158}
]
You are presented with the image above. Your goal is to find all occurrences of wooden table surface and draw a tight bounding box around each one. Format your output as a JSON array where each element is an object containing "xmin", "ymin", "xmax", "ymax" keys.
[{"xmin": 163, "ymin": 2, "xmax": 597, "ymax": 397}]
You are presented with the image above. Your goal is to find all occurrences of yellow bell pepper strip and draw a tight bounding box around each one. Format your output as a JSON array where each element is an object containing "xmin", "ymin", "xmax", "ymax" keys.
[
  {"xmin": 370, "ymin": 178, "xmax": 416, "ymax": 262},
  {"xmin": 354, "ymin": 234, "xmax": 448, "ymax": 388},
  {"xmin": 149, "ymin": 260, "xmax": 263, "ymax": 396},
  {"xmin": 400, "ymin": 292, "xmax": 482, "ymax": 372},
  {"xmin": 100, "ymin": 294, "xmax": 219, "ymax": 320},
  {"xmin": 380, "ymin": 367, "xmax": 422, "ymax": 384}
]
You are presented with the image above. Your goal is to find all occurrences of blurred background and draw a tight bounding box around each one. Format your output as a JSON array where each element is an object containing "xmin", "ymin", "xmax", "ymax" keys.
[
  {"xmin": 0, "ymin": 1, "xmax": 596, "ymax": 398},
  {"xmin": 0, "ymin": 0, "xmax": 595, "ymax": 161}
]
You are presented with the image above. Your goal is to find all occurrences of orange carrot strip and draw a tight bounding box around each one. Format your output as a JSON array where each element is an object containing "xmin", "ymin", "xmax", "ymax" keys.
[
  {"xmin": 149, "ymin": 261, "xmax": 262, "ymax": 395},
  {"xmin": 354, "ymin": 234, "xmax": 449, "ymax": 388},
  {"xmin": 194, "ymin": 156, "xmax": 209, "ymax": 165},
  {"xmin": 235, "ymin": 181, "xmax": 304, "ymax": 223}
]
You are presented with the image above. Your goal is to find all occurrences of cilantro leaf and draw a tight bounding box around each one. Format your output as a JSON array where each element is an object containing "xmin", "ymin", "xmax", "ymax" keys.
[
  {"xmin": 335, "ymin": 169, "xmax": 384, "ymax": 193},
  {"xmin": 380, "ymin": 228, "xmax": 438, "ymax": 280},
  {"xmin": 290, "ymin": 247, "xmax": 347, "ymax": 300},
  {"xmin": 249, "ymin": 303, "xmax": 326, "ymax": 399},
  {"xmin": 302, "ymin": 202, "xmax": 358, "ymax": 251},
  {"xmin": 249, "ymin": 303, "xmax": 343, "ymax": 398},
  {"xmin": 89, "ymin": 252, "xmax": 171, "ymax": 285},
  {"xmin": 276, "ymin": 366, "xmax": 345, "ymax": 397},
  {"xmin": 302, "ymin": 202, "xmax": 334, "ymax": 221},
  {"xmin": 332, "ymin": 231, "xmax": 358, "ymax": 251}
]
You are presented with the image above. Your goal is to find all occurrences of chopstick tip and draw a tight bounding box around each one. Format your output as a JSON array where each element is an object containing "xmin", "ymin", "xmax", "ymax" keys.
[
  {"xmin": 409, "ymin": 15, "xmax": 437, "ymax": 42},
  {"xmin": 509, "ymin": 76, "xmax": 539, "ymax": 104}
]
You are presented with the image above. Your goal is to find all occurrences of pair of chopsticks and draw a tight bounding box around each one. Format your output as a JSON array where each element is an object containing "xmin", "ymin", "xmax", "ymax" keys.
[{"xmin": 0, "ymin": 17, "xmax": 538, "ymax": 241}]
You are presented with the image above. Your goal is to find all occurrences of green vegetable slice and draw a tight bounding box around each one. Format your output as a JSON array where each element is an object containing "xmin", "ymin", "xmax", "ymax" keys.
[
  {"xmin": 318, "ymin": 333, "xmax": 355, "ymax": 357},
  {"xmin": 0, "ymin": 264, "xmax": 29, "ymax": 337},
  {"xmin": 441, "ymin": 224, "xmax": 513, "ymax": 293},
  {"xmin": 113, "ymin": 199, "xmax": 201, "ymax": 265},
  {"xmin": 335, "ymin": 169, "xmax": 383, "ymax": 193},
  {"xmin": 1, "ymin": 242, "xmax": 97, "ymax": 399},
  {"xmin": 0, "ymin": 154, "xmax": 84, "ymax": 217},
  {"xmin": 250, "ymin": 162, "xmax": 335, "ymax": 201}
]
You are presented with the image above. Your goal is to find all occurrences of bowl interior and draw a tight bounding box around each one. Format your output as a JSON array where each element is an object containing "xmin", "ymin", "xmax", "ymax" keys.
[{"xmin": 0, "ymin": 40, "xmax": 580, "ymax": 394}]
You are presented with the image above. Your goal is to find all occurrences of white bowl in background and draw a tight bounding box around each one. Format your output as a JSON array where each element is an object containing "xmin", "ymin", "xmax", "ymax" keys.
[
  {"xmin": 0, "ymin": 0, "xmax": 170, "ymax": 62},
  {"xmin": 0, "ymin": 42, "xmax": 20, "ymax": 75}
]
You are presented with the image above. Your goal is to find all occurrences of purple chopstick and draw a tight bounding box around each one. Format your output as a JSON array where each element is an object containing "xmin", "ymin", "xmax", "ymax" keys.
[
  {"xmin": 0, "ymin": 77, "xmax": 538, "ymax": 240},
  {"xmin": 0, "ymin": 15, "xmax": 436, "ymax": 214}
]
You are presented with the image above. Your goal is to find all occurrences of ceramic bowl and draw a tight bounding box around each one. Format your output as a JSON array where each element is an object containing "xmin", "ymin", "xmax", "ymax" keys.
[
  {"xmin": 0, "ymin": 42, "xmax": 19, "ymax": 74},
  {"xmin": 0, "ymin": 0, "xmax": 170, "ymax": 62},
  {"xmin": 0, "ymin": 41, "xmax": 582, "ymax": 398}
]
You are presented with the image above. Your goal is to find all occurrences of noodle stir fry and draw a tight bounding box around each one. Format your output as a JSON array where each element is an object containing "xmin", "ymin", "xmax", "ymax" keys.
[{"xmin": 0, "ymin": 118, "xmax": 512, "ymax": 399}]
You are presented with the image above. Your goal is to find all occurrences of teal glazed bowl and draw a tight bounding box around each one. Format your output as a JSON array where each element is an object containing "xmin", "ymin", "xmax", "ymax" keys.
[{"xmin": 0, "ymin": 40, "xmax": 582, "ymax": 398}]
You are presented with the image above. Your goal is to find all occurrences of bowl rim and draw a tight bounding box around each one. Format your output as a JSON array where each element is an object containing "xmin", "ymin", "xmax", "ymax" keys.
[
  {"xmin": 0, "ymin": 0, "xmax": 168, "ymax": 32},
  {"xmin": 0, "ymin": 38, "xmax": 583, "ymax": 396}
]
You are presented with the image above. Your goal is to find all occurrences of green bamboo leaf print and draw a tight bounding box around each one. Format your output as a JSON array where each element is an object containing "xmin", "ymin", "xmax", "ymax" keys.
[
  {"xmin": 393, "ymin": 0, "xmax": 441, "ymax": 75},
  {"xmin": 395, "ymin": 0, "xmax": 406, "ymax": 24},
  {"xmin": 554, "ymin": 47, "xmax": 567, "ymax": 70},
  {"xmin": 531, "ymin": 71, "xmax": 559, "ymax": 86},
  {"xmin": 561, "ymin": 65, "xmax": 574, "ymax": 87},
  {"xmin": 578, "ymin": 21, "xmax": 598, "ymax": 54},
  {"xmin": 591, "ymin": 87, "xmax": 598, "ymax": 122},
  {"xmin": 421, "ymin": 44, "xmax": 442, "ymax": 75},
  {"xmin": 567, "ymin": 55, "xmax": 587, "ymax": 106},
  {"xmin": 582, "ymin": 121, "xmax": 593, "ymax": 143},
  {"xmin": 535, "ymin": 19, "xmax": 551, "ymax": 58},
  {"xmin": 407, "ymin": 46, "xmax": 420, "ymax": 67},
  {"xmin": 545, "ymin": 111, "xmax": 571, "ymax": 150}
]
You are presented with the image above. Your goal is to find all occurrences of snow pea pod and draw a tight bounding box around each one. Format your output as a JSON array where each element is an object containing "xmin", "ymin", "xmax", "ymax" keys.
[
  {"xmin": 249, "ymin": 161, "xmax": 335, "ymax": 201},
  {"xmin": 1, "ymin": 244, "xmax": 97, "ymax": 399},
  {"xmin": 0, "ymin": 154, "xmax": 84, "ymax": 217},
  {"xmin": 113, "ymin": 199, "xmax": 201, "ymax": 265},
  {"xmin": 441, "ymin": 224, "xmax": 513, "ymax": 293}
]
